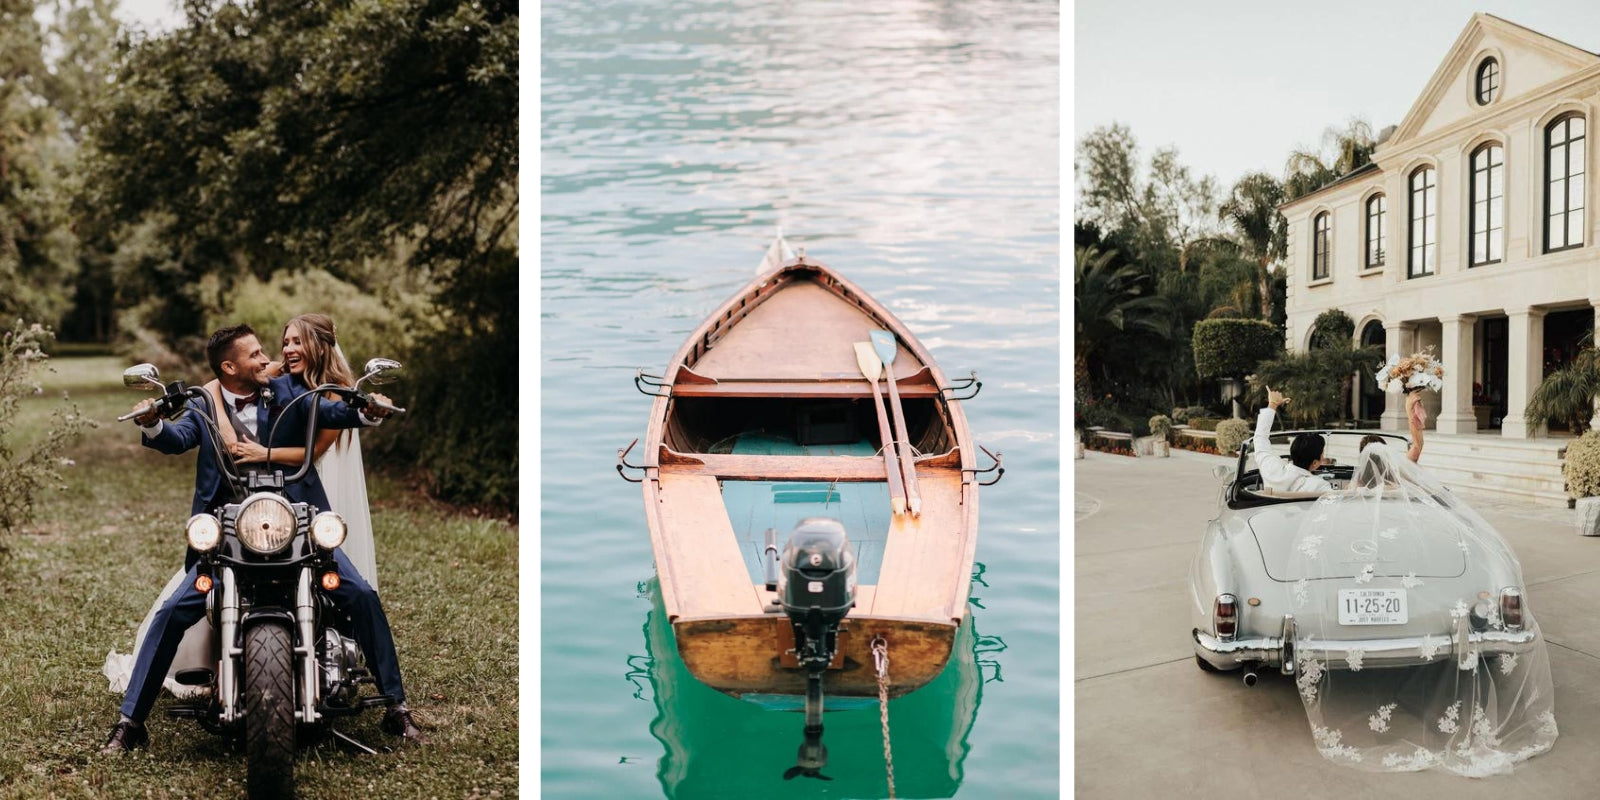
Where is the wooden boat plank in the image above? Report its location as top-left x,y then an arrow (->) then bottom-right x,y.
868,468 -> 968,621
691,282 -> 924,382
673,608 -> 955,697
658,455 -> 887,482
655,473 -> 765,620
667,379 -> 940,399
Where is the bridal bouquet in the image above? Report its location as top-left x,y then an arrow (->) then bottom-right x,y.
1375,349 -> 1445,393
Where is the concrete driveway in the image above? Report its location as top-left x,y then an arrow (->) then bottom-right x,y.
1075,448 -> 1600,797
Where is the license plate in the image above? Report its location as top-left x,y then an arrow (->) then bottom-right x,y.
1338,588 -> 1407,625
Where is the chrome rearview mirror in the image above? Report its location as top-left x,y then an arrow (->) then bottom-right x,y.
123,363 -> 163,390
358,358 -> 402,387
1212,464 -> 1236,482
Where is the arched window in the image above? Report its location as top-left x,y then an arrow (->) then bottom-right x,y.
1546,113 -> 1586,252
1470,143 -> 1504,266
1476,58 -> 1500,105
1408,166 -> 1437,277
1365,194 -> 1386,268
1312,212 -> 1331,280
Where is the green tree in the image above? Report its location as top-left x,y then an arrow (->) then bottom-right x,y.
1283,118 -> 1377,201
83,0 -> 518,506
1074,244 -> 1171,392
1218,171 -> 1286,321
1526,336 -> 1600,435
0,0 -> 82,327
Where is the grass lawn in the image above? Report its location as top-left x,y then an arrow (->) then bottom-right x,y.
0,356 -> 518,799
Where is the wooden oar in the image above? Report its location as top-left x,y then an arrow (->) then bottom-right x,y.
870,330 -> 921,516
854,342 -> 906,515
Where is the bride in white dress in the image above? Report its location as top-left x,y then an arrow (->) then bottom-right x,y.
103,313 -> 378,694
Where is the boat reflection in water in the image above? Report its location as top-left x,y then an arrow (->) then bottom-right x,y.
628,576 -> 1004,799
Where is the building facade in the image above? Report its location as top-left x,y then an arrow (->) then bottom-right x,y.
1281,14 -> 1600,438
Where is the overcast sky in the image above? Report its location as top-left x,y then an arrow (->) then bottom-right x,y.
1074,0 -> 1600,201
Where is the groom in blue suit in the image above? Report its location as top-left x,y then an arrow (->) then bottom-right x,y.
101,324 -> 427,753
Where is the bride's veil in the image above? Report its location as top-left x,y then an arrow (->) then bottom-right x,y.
1285,441 -> 1556,775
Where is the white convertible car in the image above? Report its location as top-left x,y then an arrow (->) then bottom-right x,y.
1188,429 -> 1540,685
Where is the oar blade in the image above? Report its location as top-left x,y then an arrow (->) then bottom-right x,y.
869,330 -> 896,369
853,342 -> 883,382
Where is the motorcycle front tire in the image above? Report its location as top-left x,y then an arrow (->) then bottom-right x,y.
244,621 -> 296,800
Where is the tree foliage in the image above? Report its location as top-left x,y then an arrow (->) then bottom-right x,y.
1074,244 -> 1170,391
0,321 -> 94,546
83,0 -> 518,507
1192,318 -> 1281,380
1526,338 -> 1600,436
1283,118 -> 1377,201
1309,309 -> 1355,351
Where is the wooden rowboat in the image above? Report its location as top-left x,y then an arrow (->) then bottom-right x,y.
619,238 -> 1000,702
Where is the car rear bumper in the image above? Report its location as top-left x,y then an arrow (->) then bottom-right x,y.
1193,615 -> 1540,673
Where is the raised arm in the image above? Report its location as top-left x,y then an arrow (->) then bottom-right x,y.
1405,392 -> 1425,463
1252,388 -> 1290,481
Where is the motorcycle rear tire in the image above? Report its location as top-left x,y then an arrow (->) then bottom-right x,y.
244,622 -> 297,800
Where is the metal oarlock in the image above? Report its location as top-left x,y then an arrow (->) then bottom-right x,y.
965,445 -> 1005,486
940,371 -> 982,401
615,438 -> 645,482
634,369 -> 671,398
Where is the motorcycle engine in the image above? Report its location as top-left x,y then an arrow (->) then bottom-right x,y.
319,628 -> 365,707
778,517 -> 857,673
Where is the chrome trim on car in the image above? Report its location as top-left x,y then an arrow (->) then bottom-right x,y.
1193,620 -> 1540,672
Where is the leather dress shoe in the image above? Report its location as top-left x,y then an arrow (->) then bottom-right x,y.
100,721 -> 148,754
382,707 -> 430,745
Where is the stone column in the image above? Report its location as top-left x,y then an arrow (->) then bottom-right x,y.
1379,320 -> 1415,432
1501,308 -> 1547,439
1437,314 -> 1478,434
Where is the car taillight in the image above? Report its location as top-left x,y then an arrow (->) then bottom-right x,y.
1215,593 -> 1238,640
1500,587 -> 1524,630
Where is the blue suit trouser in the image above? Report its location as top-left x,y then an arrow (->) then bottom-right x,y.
120,549 -> 407,722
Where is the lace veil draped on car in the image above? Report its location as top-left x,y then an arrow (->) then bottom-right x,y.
1286,443 -> 1557,776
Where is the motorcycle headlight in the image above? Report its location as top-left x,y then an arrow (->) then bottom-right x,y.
186,513 -> 221,552
310,511 -> 347,550
236,495 -> 297,554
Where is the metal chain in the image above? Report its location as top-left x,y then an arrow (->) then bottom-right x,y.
871,635 -> 895,799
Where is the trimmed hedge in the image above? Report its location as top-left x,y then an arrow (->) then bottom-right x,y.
1193,318 -> 1282,379
1188,417 -> 1223,432
1309,309 -> 1355,351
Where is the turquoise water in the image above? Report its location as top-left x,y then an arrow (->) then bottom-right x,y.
540,1 -> 1060,797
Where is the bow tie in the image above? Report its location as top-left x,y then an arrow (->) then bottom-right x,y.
233,394 -> 259,412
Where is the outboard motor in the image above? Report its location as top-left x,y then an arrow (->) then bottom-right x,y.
776,517 -> 856,781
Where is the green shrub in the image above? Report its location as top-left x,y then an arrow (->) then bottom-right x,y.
1149,415 -> 1172,439
1215,418 -> 1251,455
198,269 -> 427,368
1192,318 -> 1282,380
1309,309 -> 1355,351
0,322 -> 96,545
1564,431 -> 1600,498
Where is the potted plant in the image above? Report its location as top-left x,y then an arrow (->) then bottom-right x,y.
1146,414 -> 1172,458
1215,418 -> 1251,457
1565,431 -> 1600,535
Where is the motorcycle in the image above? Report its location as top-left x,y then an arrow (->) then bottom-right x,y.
118,357 -> 405,799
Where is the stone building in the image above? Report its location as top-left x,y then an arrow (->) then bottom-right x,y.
1281,13 -> 1600,441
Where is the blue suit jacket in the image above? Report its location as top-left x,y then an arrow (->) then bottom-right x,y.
143,375 -> 366,564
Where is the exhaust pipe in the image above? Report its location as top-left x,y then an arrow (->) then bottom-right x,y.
1242,669 -> 1259,687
